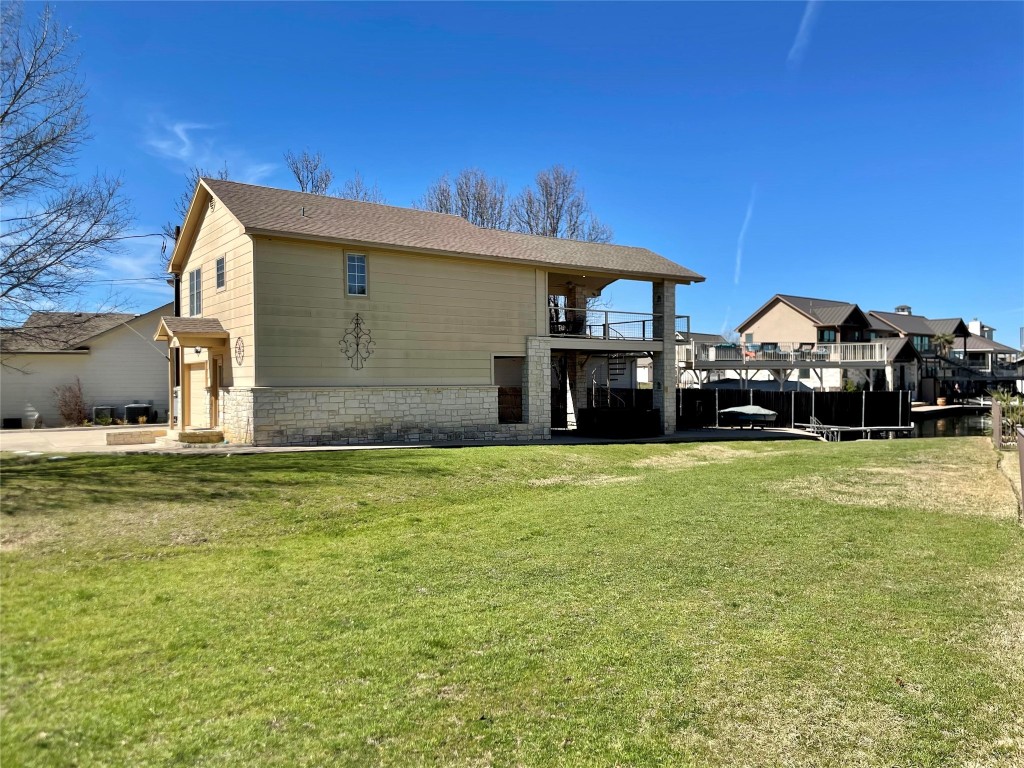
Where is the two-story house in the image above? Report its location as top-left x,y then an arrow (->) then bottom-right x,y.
154,179 -> 704,446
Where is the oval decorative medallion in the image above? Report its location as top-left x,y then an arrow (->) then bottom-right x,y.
234,336 -> 245,366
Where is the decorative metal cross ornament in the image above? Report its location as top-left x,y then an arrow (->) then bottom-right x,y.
340,313 -> 375,370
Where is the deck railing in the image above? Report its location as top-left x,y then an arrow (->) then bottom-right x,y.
678,341 -> 887,366
548,309 -> 691,342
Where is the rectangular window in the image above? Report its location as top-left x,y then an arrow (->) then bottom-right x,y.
799,368 -> 811,379
346,254 -> 367,296
913,335 -> 931,352
744,333 -> 754,344
818,329 -> 836,343
188,267 -> 202,316
216,256 -> 226,289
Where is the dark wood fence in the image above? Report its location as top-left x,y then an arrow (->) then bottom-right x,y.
677,389 -> 912,431
498,387 -> 523,424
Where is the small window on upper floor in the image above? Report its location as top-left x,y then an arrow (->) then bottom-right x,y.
188,267 -> 202,316
347,253 -> 367,296
818,329 -> 836,343
744,333 -> 754,344
216,256 -> 226,290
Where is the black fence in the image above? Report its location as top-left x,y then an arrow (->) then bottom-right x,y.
587,388 -> 654,409
677,389 -> 912,431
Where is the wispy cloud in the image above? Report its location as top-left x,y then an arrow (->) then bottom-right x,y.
787,0 -> 822,71
719,307 -> 732,337
144,114 -> 278,184
734,185 -> 756,286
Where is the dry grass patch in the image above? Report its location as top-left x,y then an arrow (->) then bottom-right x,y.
527,473 -> 636,488
779,439 -> 1018,519
631,443 -> 752,471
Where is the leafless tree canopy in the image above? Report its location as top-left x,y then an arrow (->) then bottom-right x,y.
509,165 -> 612,243
337,170 -> 386,204
0,2 -> 132,339
284,149 -> 334,195
417,169 -> 509,230
419,165 -> 612,243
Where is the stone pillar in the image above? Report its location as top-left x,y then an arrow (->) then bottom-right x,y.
651,281 -> 677,434
525,337 -> 552,438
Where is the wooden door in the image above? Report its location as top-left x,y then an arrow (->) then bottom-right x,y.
188,364 -> 208,428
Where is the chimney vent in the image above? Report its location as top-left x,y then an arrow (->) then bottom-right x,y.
895,305 -> 912,315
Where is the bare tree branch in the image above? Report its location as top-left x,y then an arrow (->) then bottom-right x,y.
509,164 -> 613,243
161,162 -> 230,241
284,149 -> 333,195
417,168 -> 508,229
337,170 -> 386,204
0,2 -> 133,341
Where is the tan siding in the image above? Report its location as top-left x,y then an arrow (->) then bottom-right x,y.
178,201 -> 255,387
253,238 -> 538,386
740,302 -> 817,345
1,310 -> 171,426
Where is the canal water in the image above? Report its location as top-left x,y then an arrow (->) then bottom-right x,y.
913,412 -> 991,439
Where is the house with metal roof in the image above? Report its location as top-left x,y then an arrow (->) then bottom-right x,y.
154,179 -> 704,446
1,303 -> 172,427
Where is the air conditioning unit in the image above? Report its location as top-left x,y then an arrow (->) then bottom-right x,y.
124,403 -> 153,424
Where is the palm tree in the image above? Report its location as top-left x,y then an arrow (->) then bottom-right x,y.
931,333 -> 956,357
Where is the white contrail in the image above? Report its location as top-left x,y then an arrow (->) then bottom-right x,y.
734,186 -> 756,285
788,0 -> 822,70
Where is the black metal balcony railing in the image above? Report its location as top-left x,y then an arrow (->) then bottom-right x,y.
548,308 -> 690,342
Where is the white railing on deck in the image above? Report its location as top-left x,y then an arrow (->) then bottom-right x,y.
678,341 -> 887,365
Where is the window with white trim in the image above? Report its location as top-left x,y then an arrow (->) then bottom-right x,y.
346,253 -> 367,296
189,267 -> 202,316
216,256 -> 226,290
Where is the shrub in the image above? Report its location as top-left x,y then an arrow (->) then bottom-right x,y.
53,378 -> 89,426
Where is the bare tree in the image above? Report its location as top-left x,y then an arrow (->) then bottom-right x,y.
1,2 -> 132,341
337,170 -> 386,204
284,149 -> 333,195
417,168 -> 509,229
161,162 -> 230,240
510,165 -> 612,243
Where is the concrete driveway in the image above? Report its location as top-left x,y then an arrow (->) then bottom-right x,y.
0,426 -> 165,454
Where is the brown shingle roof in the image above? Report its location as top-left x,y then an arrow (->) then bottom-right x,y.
2,312 -> 139,353
157,317 -> 228,336
198,179 -> 704,283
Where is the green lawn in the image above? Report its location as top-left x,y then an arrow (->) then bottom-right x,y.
1,438 -> 1021,767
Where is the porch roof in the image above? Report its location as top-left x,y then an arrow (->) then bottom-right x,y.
154,316 -> 229,348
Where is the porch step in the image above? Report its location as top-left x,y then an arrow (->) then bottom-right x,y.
156,429 -> 225,448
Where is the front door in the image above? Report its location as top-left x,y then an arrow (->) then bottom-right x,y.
188,363 -> 209,429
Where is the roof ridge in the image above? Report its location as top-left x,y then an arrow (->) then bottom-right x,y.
202,177 -> 473,224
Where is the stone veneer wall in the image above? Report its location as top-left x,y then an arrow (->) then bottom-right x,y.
219,387 -> 255,444
240,386 -> 542,447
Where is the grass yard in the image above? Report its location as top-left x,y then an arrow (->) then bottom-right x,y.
1,437 -> 1022,767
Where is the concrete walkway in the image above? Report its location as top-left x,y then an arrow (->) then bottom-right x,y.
1,425 -> 817,456
0,425 -> 165,454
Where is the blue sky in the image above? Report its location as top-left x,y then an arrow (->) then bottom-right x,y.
36,1 -> 1024,346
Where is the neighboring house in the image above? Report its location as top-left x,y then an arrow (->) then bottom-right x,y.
1,304 -> 173,427
154,179 -> 703,446
708,294 -> 900,391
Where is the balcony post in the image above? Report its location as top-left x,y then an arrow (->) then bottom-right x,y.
651,281 -> 677,435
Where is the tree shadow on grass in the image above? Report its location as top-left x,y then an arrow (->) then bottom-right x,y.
0,450 -> 458,517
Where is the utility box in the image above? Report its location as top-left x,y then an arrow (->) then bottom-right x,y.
92,406 -> 113,422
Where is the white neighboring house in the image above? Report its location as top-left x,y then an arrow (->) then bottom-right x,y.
1,303 -> 172,427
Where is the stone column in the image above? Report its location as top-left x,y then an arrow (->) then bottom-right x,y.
651,281 -> 677,434
525,337 -> 552,438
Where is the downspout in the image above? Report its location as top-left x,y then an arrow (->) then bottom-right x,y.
170,226 -> 182,427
